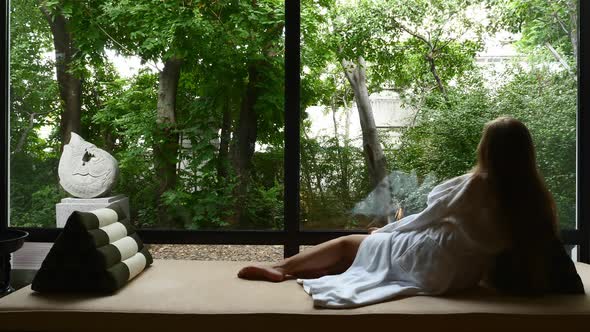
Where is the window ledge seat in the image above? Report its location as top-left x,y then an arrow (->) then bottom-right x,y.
1,260 -> 590,332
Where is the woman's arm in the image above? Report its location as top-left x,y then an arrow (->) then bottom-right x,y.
426,173 -> 472,206
372,173 -> 475,234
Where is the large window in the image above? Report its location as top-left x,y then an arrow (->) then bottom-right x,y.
300,0 -> 579,233
8,0 -> 284,231
2,1 -> 589,261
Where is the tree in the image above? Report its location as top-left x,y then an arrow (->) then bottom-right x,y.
38,0 -> 83,148
12,0 -> 287,230
208,0 -> 284,226
301,0 -> 391,189
153,56 -> 182,222
385,0 -> 487,97
299,0 -> 487,229
92,0 -> 217,226
92,0 -> 285,227
11,0 -> 58,154
330,0 -> 486,99
486,0 -> 579,228
489,0 -> 578,74
10,0 -> 65,227
93,70 -> 161,228
15,0 -> 575,234
342,57 -> 388,188
392,64 -> 577,230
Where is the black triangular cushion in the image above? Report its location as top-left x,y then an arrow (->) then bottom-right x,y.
490,237 -> 584,295
32,203 -> 153,294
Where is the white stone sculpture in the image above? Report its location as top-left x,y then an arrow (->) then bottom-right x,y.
58,133 -> 119,198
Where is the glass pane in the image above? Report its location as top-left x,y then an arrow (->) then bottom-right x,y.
150,244 -> 283,262
300,0 -> 577,231
10,0 -> 284,230
11,243 -> 283,268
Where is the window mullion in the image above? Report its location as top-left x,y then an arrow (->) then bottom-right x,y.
283,0 -> 301,258
1,0 -> 9,233
578,0 -> 590,263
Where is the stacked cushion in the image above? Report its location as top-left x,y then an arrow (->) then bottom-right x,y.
489,237 -> 584,295
32,204 -> 153,294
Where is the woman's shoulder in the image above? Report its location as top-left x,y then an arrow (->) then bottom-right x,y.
426,173 -> 475,205
435,173 -> 474,190
432,172 -> 492,208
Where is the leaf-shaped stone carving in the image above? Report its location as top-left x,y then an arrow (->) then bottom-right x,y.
58,133 -> 119,198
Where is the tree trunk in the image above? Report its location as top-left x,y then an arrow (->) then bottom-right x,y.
331,97 -> 351,204
567,0 -> 578,70
343,99 -> 353,204
154,57 -> 183,227
342,93 -> 352,193
228,13 -> 283,226
426,53 -> 447,95
103,129 -> 116,153
217,100 -> 232,180
231,65 -> 260,226
92,87 -> 116,153
303,130 -> 325,201
301,134 -> 317,216
343,95 -> 351,143
341,57 -> 388,188
301,152 -> 315,209
545,42 -> 574,75
13,112 -> 36,155
40,5 -> 81,148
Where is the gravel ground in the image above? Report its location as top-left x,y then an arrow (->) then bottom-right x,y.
148,244 -> 289,262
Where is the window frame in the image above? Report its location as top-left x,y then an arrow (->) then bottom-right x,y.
2,1 -> 589,261
577,0 -> 590,262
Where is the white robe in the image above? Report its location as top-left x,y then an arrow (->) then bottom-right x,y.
297,173 -> 511,308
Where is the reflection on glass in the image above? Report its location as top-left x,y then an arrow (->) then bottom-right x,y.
566,245 -> 579,262
9,0 -> 284,230
301,0 -> 577,230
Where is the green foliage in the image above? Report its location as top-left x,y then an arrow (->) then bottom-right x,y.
496,67 -> 576,229
10,155 -> 66,228
300,132 -> 371,229
327,0 -> 486,93
393,70 -> 495,179
244,182 -> 284,230
14,185 -> 68,228
93,70 -> 159,227
92,0 -> 212,62
9,0 -> 578,234
392,65 -> 576,229
9,0 -> 62,228
299,0 -> 490,228
161,186 -> 235,230
299,0 -> 577,233
488,0 -> 576,54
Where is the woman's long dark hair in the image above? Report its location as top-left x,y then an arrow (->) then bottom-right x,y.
473,117 -> 558,293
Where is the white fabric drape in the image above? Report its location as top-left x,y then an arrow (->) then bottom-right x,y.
298,173 -> 510,308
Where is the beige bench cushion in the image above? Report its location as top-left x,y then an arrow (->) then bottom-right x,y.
1,260 -> 590,331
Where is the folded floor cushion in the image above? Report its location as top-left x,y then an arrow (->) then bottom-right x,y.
31,203 -> 153,294
489,237 -> 584,295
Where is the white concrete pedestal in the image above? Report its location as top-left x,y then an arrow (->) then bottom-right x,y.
55,195 -> 130,227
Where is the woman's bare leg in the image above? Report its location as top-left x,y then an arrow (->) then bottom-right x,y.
237,234 -> 368,282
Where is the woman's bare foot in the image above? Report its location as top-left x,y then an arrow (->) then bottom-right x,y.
237,265 -> 286,282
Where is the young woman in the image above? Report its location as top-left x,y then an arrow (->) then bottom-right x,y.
237,117 -> 574,308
